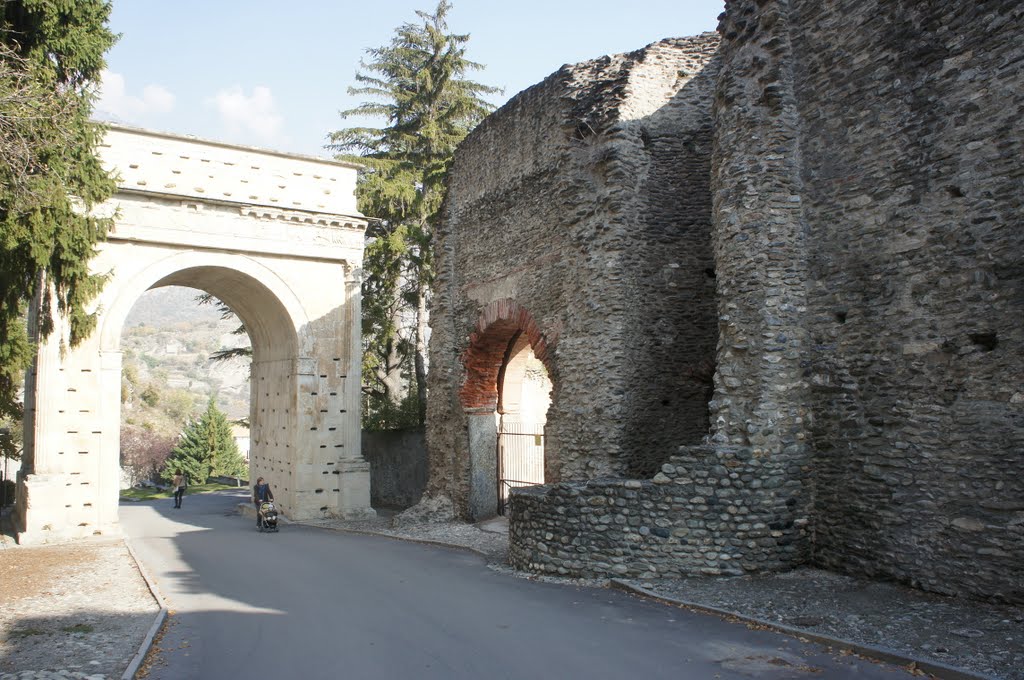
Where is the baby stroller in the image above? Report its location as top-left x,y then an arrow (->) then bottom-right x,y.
257,501 -> 279,532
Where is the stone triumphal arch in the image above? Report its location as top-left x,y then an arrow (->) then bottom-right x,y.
14,125 -> 372,544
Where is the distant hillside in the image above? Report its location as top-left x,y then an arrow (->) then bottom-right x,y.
121,286 -> 251,422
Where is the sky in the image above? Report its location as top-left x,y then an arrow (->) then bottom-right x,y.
96,0 -> 724,158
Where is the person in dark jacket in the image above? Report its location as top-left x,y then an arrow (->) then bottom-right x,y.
253,477 -> 274,528
172,470 -> 185,508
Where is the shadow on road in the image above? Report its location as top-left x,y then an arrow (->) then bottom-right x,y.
115,490 -> 920,680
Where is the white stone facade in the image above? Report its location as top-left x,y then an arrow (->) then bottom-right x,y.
14,125 -> 372,544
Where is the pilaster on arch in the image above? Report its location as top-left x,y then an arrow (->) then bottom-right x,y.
459,299 -> 556,411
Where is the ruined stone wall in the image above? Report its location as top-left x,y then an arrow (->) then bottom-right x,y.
510,445 -> 804,578
715,0 -> 1024,601
618,40 -> 721,478
704,0 -> 817,568
426,36 -> 721,517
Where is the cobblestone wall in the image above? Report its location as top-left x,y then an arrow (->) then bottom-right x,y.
779,0 -> 1024,602
439,1 -> 1023,603
426,36 -> 721,518
509,446 -> 806,578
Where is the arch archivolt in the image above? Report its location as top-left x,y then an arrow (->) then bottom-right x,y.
460,298 -> 556,411
457,298 -> 557,518
97,249 -> 307,358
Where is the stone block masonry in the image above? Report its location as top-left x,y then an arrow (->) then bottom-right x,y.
14,126 -> 373,543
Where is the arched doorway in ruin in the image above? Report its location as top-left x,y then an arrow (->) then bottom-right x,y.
459,300 -> 555,518
494,332 -> 551,514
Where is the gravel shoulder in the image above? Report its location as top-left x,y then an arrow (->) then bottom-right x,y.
0,533 -> 159,680
623,569 -> 1024,680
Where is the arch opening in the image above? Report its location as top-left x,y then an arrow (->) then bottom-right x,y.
118,285 -> 253,491
128,265 -> 298,363
495,333 -> 552,514
104,262 -> 302,520
459,300 -> 555,518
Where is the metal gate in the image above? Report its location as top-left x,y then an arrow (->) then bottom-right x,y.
497,419 -> 545,515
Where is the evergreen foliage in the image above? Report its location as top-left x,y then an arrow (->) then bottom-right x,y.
329,1 -> 498,428
0,1 -> 117,421
195,292 -> 252,363
162,397 -> 246,484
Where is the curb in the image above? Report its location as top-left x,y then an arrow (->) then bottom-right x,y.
608,579 -> 997,680
298,520 -> 497,561
122,538 -> 168,680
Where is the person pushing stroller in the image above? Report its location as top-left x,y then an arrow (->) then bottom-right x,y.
253,477 -> 275,529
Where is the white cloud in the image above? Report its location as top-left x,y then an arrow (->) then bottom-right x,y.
95,70 -> 175,119
208,85 -> 284,143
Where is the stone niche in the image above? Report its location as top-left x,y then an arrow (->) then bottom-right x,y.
424,34 -> 722,521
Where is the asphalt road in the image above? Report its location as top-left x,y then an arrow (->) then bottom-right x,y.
121,490 -> 914,680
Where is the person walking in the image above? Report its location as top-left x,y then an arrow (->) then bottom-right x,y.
253,477 -> 274,529
172,470 -> 186,508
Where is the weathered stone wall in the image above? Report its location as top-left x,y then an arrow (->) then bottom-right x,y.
509,445 -> 805,578
444,0 -> 1023,603
706,0 -> 1023,601
362,428 -> 427,509
786,0 -> 1023,601
703,0 -> 817,569
427,36 -> 721,518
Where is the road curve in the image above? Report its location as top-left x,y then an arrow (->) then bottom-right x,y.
121,490 -> 913,680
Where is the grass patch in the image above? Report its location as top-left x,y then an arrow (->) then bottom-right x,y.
11,627 -> 47,638
62,623 -> 95,634
120,482 -> 244,501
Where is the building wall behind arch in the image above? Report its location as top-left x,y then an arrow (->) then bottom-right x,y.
427,36 -> 721,518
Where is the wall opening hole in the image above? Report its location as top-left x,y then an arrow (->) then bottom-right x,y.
969,332 -> 998,351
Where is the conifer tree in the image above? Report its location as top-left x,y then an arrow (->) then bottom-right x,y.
330,1 -> 499,427
0,1 -> 117,421
163,397 -> 245,484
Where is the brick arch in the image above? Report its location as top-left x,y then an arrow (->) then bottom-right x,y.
459,299 -> 555,411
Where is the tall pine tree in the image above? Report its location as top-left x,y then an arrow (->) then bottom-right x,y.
330,1 -> 499,427
0,1 -> 117,420
163,397 -> 245,484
